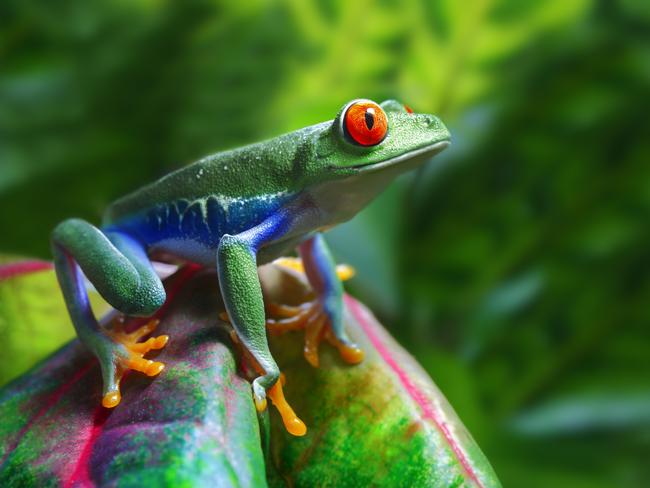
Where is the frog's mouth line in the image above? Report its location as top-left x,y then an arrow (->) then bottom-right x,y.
353,140 -> 451,173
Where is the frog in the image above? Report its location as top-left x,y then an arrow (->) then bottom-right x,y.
51,99 -> 450,436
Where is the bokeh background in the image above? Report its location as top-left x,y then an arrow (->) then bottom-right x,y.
2,0 -> 650,486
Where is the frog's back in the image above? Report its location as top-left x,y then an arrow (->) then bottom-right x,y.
103,131 -> 312,225
100,134 -> 313,262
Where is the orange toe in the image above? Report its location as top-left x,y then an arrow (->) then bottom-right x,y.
144,361 -> 165,376
268,381 -> 307,437
102,390 -> 121,408
338,343 -> 365,364
254,396 -> 268,413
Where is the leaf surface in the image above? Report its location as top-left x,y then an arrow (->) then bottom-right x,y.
261,266 -> 500,487
0,267 -> 266,487
0,264 -> 500,487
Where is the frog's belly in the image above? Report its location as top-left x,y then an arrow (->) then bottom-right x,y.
149,238 -> 217,266
150,232 -> 311,268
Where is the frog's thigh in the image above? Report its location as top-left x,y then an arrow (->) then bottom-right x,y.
53,218 -> 165,316
103,230 -> 166,316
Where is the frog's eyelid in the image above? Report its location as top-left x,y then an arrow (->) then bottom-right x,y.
378,99 -> 406,113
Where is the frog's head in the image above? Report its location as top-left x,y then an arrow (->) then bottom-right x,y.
321,98 -> 450,174
305,99 -> 450,224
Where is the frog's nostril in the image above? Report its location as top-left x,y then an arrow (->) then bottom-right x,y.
420,115 -> 435,127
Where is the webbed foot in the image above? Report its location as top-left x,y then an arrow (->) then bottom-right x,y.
267,258 -> 364,368
253,374 -> 306,436
266,301 -> 364,367
99,318 -> 169,408
224,328 -> 307,437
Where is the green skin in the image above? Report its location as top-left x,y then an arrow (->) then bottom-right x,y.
51,99 -> 450,408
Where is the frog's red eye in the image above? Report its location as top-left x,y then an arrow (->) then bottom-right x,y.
344,101 -> 388,146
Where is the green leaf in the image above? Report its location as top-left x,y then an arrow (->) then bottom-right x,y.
0,257 -> 89,386
262,265 -> 500,487
0,267 -> 266,487
0,264 -> 500,486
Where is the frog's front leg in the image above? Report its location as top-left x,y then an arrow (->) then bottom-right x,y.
51,219 -> 168,407
267,233 -> 364,367
300,233 -> 364,364
217,209 -> 308,436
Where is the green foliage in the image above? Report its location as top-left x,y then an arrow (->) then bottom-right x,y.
0,266 -> 499,487
1,0 -> 649,486
400,4 -> 650,487
0,269 -> 267,487
0,257 -> 107,385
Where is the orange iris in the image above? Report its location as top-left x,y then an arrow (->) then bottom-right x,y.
344,101 -> 388,146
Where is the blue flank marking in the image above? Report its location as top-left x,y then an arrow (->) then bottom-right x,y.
105,192 -> 295,250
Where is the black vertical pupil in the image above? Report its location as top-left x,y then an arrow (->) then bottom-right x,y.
364,108 -> 375,130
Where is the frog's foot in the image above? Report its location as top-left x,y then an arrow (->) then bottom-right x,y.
266,301 -> 364,367
253,375 -> 306,437
223,328 -> 306,436
267,257 -> 363,367
273,257 -> 356,281
100,318 -> 169,408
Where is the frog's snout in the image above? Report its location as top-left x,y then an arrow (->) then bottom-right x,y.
417,114 -> 451,142
418,114 -> 437,128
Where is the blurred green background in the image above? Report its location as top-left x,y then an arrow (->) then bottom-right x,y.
2,0 -> 650,486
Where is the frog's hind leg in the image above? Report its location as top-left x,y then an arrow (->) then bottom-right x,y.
266,233 -> 364,367
52,219 -> 168,408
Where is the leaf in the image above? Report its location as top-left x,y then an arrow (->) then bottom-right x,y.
0,264 -> 500,486
0,267 -> 266,487
0,258 -> 76,386
509,391 -> 650,436
261,265 -> 500,487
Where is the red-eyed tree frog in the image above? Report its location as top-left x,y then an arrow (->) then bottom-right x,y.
51,99 -> 450,436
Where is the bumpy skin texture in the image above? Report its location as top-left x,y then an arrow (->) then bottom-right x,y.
51,99 -> 451,420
